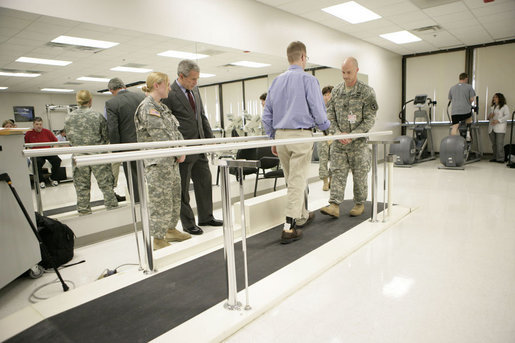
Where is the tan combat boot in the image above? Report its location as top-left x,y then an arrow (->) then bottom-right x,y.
166,228 -> 191,242
153,237 -> 171,250
349,203 -> 364,217
320,203 -> 339,218
322,177 -> 330,191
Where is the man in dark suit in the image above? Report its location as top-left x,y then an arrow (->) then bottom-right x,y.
161,60 -> 222,235
105,77 -> 145,202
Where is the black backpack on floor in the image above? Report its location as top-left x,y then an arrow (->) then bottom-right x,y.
35,213 -> 75,269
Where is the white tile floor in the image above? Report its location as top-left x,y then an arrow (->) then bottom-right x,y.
1,158 -> 515,342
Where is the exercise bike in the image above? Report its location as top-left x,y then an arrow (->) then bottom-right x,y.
439,96 -> 483,170
390,94 -> 436,167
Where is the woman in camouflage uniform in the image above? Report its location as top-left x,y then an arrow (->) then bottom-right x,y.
135,72 -> 190,250
64,90 -> 118,215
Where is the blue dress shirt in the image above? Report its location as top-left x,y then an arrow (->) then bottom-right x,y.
262,64 -> 330,139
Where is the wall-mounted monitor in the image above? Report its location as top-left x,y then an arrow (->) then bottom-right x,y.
13,106 -> 35,122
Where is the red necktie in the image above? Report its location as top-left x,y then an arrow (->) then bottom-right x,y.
186,89 -> 195,113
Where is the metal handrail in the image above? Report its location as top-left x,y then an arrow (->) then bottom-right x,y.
25,141 -> 71,148
73,131 -> 393,167
23,135 -> 268,157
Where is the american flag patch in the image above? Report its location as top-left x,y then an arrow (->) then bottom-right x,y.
149,109 -> 161,117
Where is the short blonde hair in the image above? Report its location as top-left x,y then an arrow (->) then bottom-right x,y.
142,72 -> 169,93
287,41 -> 306,64
76,90 -> 92,106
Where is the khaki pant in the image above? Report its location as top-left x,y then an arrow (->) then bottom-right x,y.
275,129 -> 313,221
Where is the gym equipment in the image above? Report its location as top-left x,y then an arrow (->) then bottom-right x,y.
0,173 -> 69,292
390,94 -> 436,166
439,96 -> 483,170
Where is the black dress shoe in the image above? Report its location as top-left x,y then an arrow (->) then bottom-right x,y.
198,219 -> 223,226
183,225 -> 204,235
115,193 -> 126,202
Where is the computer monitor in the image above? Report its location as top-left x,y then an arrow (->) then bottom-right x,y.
13,106 -> 35,122
413,95 -> 427,106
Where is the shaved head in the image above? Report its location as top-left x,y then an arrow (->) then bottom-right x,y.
341,57 -> 359,87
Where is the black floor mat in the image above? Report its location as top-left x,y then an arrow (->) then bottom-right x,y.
7,200 -> 383,343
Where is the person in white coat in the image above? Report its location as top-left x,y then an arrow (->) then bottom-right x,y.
487,93 -> 510,163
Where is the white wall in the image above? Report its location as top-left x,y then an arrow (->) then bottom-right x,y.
0,0 -> 403,138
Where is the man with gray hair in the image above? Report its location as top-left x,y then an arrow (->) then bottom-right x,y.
105,77 -> 145,202
161,59 -> 222,235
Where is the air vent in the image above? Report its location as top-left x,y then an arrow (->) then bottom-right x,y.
122,63 -> 148,68
45,42 -> 104,53
197,49 -> 226,56
1,68 -> 43,74
413,25 -> 442,33
64,82 -> 82,85
411,0 -> 459,10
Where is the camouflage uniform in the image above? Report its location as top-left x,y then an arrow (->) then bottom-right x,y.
327,80 -> 378,205
64,107 -> 118,214
318,141 -> 331,179
135,96 -> 184,239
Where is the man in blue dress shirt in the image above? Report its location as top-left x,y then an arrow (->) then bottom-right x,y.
262,41 -> 330,244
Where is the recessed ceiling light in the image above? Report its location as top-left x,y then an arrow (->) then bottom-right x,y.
199,73 -> 215,78
51,35 -> 119,49
41,88 -> 75,93
380,30 -> 421,44
16,57 -> 72,66
230,61 -> 270,68
0,86 -> 8,90
322,1 -> 381,24
110,66 -> 152,73
77,76 -> 111,83
0,71 -> 41,78
157,50 -> 209,60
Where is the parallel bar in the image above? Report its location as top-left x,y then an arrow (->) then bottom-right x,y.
370,143 -> 379,222
24,135 -> 268,157
25,141 -> 70,148
136,160 -> 153,273
220,164 -> 240,310
74,131 -> 392,167
126,162 -> 143,271
31,157 -> 43,215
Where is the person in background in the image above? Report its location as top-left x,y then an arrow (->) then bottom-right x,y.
135,72 -> 191,250
105,77 -> 145,203
64,90 -> 118,215
24,117 -> 61,188
488,93 -> 510,163
2,119 -> 16,128
161,59 -> 223,236
319,85 -> 334,191
262,41 -> 330,244
320,57 -> 378,219
448,72 -> 476,136
56,129 -> 67,142
260,92 -> 267,108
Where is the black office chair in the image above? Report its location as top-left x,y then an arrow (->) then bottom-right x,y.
253,147 -> 284,197
229,148 -> 259,181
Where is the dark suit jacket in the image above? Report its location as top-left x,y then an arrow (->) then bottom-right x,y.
105,89 -> 145,144
161,81 -> 214,142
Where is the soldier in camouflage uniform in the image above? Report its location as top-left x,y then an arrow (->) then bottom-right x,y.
135,72 -> 190,250
320,57 -> 378,218
319,85 -> 334,191
64,90 -> 118,215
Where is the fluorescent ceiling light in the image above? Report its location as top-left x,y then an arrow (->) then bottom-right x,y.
157,50 -> 209,60
51,35 -> 119,49
0,87 -> 8,90
0,71 -> 41,78
380,30 -> 421,44
41,88 -> 74,93
77,76 -> 111,82
110,66 -> 152,73
322,1 -> 381,24
230,61 -> 270,68
199,73 -> 215,78
16,57 -> 72,66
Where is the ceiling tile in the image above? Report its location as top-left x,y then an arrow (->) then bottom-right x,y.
423,1 -> 468,16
